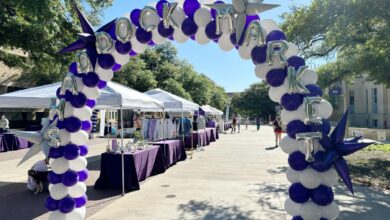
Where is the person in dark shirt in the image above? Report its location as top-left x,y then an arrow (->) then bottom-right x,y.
273,117 -> 283,147
231,114 -> 237,134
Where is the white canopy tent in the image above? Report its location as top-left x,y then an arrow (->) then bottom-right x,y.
201,105 -> 223,116
144,88 -> 199,112
0,82 -> 164,110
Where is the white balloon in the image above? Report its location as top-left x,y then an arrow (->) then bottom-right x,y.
220,17 -> 233,34
173,27 -> 189,43
281,105 -> 305,124
112,50 -> 129,66
70,131 -> 89,146
284,198 -> 301,216
69,156 -> 87,171
66,207 -> 86,220
301,69 -> 318,86
238,44 -> 254,60
280,136 -> 301,154
49,183 -> 68,200
255,63 -> 279,80
321,202 -> 340,220
68,182 -> 87,198
194,7 -> 212,27
286,168 -> 300,183
172,7 -> 186,25
95,64 -> 114,82
59,129 -> 71,146
218,34 -> 234,51
321,168 -> 339,187
317,100 -> 333,119
49,211 -> 67,220
130,37 -> 147,53
285,42 -> 299,59
50,157 -> 70,174
74,106 -> 93,121
152,28 -> 167,45
195,28 -> 210,45
268,79 -> 289,103
300,168 -> 322,189
300,201 -> 322,220
261,19 -> 281,35
81,86 -> 100,100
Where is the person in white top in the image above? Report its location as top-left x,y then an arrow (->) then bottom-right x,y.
27,158 -> 49,194
0,115 -> 9,131
237,114 -> 242,133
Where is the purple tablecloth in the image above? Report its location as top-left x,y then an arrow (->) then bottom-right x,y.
206,121 -> 216,128
205,128 -> 217,142
0,134 -> 31,152
94,146 -> 166,191
224,122 -> 232,131
183,130 -> 209,148
150,140 -> 187,168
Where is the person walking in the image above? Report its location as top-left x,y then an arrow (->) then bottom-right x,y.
237,114 -> 241,133
273,117 -> 283,147
245,117 -> 250,130
256,116 -> 261,131
231,114 -> 237,134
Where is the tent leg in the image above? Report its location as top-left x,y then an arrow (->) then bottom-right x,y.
120,107 -> 125,196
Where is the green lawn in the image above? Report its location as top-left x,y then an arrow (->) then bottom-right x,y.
346,143 -> 390,190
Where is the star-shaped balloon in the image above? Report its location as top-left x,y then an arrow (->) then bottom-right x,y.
11,118 -> 60,166
59,5 -> 116,69
205,0 -> 278,42
319,110 -> 374,195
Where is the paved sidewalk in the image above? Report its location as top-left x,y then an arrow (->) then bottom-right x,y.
0,126 -> 389,220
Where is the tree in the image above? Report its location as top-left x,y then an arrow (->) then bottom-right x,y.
231,82 -> 276,119
161,78 -> 192,100
281,0 -> 390,87
0,0 -> 113,86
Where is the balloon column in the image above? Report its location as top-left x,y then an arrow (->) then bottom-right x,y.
44,1 -> 373,219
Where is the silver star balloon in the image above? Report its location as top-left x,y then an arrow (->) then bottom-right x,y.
11,118 -> 61,166
205,0 -> 279,42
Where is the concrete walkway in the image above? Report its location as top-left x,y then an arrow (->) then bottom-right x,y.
0,126 -> 389,219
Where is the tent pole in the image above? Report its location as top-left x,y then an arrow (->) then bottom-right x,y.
181,109 -> 185,154
190,113 -> 193,159
120,107 -> 125,196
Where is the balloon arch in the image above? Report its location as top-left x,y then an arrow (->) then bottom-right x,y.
39,0 -> 371,219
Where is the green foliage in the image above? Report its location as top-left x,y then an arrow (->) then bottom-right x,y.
0,0 -> 113,85
282,0 -> 390,87
231,82 -> 276,119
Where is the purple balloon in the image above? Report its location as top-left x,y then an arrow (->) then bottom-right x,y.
266,68 -> 287,87
70,92 -> 87,108
48,171 -> 62,184
81,120 -> 92,131
281,93 -> 304,111
309,119 -> 331,135
266,30 -> 287,42
292,216 -> 304,220
115,41 -> 132,54
210,1 -> 225,19
311,151 -> 332,172
286,120 -> 309,139
288,151 -> 309,171
82,72 -> 100,88
45,196 -> 59,211
246,14 -> 260,25
156,0 -> 168,17
75,195 -> 88,208
64,116 -> 82,133
136,27 -> 152,44
62,170 -> 79,187
289,182 -> 311,203
183,0 -> 200,17
79,145 -> 89,156
288,56 -> 306,70
49,147 -> 64,159
181,17 -> 198,36
63,144 -> 80,160
98,54 -> 115,69
57,120 -> 64,129
97,80 -> 107,89
306,84 -> 323,97
251,45 -> 267,64
59,196 -> 76,213
130,9 -> 141,26
56,87 -> 63,99
112,63 -> 122,72
69,62 -> 78,74
205,21 -> 222,40
158,21 -> 174,38
65,90 -> 73,102
230,33 -> 244,47
148,40 -> 156,46
78,169 -> 89,182
311,185 -> 334,206
86,99 -> 96,108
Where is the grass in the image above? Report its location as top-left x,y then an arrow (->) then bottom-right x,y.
346,143 -> 390,190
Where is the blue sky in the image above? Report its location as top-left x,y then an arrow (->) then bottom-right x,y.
101,0 -> 313,92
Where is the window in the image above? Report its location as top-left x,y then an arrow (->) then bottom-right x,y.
349,95 -> 355,113
372,88 -> 378,113
372,119 -> 378,127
